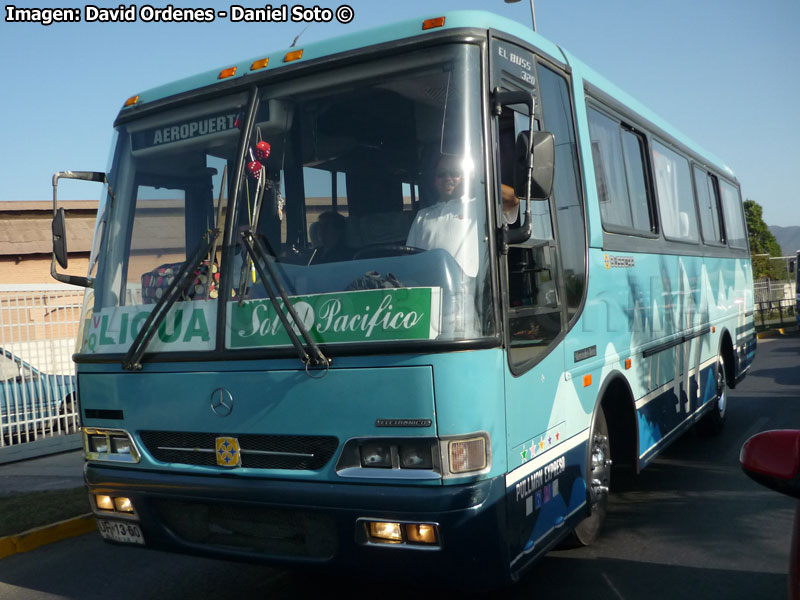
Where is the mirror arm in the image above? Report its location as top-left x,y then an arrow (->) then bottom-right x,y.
49,264 -> 93,288
50,171 -> 105,289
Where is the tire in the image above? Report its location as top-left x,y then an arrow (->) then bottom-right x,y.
572,405 -> 611,546
696,355 -> 727,436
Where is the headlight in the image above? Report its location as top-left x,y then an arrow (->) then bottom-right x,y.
336,438 -> 441,478
399,444 -> 433,469
84,428 -> 141,463
360,443 -> 392,468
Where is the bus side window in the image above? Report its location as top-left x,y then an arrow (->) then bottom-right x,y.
501,107 -> 561,364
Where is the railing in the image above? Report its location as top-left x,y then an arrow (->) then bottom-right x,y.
0,284 -> 85,460
753,279 -> 798,331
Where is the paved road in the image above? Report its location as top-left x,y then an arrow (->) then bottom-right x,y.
1,335 -> 797,599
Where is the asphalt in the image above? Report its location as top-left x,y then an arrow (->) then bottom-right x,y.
0,449 -> 85,497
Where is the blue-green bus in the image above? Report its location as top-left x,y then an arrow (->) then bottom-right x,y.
51,10 -> 756,587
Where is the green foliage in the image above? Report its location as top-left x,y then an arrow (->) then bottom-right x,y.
744,199 -> 786,280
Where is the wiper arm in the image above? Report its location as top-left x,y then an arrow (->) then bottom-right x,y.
239,228 -> 330,369
122,228 -> 220,371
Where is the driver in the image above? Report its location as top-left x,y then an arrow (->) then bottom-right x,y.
406,155 -> 519,277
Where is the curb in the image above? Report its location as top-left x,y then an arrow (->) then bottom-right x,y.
757,326 -> 799,339
0,514 -> 96,560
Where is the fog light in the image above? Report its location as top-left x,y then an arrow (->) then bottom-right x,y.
449,437 -> 487,473
405,523 -> 438,545
360,443 -> 392,468
113,497 -> 134,513
95,494 -> 114,511
399,444 -> 433,469
368,521 -> 403,543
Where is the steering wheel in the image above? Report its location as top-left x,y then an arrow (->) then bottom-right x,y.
352,245 -> 425,259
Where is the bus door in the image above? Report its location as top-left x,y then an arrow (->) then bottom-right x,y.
490,37 -> 588,569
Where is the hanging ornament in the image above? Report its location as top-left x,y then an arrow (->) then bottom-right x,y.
247,160 -> 262,179
255,140 -> 271,161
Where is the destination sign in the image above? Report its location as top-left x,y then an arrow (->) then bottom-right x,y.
131,109 -> 243,151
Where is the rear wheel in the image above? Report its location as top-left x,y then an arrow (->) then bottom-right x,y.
572,405 -> 611,546
696,355 -> 727,436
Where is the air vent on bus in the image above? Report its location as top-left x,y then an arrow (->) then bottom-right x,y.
139,431 -> 338,470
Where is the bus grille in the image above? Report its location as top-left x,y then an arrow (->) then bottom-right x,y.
139,431 -> 338,470
152,498 -> 337,559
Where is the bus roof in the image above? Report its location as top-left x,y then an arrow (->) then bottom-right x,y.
119,9 -> 735,180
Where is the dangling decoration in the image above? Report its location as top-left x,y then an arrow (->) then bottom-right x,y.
255,140 -> 271,161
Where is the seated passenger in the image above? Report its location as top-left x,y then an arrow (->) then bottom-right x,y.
309,210 -> 353,265
406,155 -> 519,277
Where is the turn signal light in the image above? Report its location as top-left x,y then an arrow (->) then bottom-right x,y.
449,437 -> 486,473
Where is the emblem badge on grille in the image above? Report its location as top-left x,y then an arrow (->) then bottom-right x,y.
215,437 -> 241,467
210,388 -> 234,417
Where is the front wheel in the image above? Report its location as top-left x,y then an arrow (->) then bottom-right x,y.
572,405 -> 611,546
696,355 -> 727,436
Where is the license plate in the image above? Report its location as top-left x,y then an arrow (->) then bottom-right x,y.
96,519 -> 145,545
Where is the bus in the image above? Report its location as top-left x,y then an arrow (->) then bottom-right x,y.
51,10 -> 756,587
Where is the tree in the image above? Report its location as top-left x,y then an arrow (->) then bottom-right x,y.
744,199 -> 785,280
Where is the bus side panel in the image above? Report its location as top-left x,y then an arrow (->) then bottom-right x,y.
505,439 -> 587,577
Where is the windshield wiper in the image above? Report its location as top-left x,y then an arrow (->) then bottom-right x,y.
122,228 -> 220,371
239,228 -> 330,369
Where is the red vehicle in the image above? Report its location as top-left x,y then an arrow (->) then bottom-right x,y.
740,430 -> 800,600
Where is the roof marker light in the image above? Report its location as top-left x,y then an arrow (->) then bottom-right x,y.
250,57 -> 270,71
422,17 -> 445,30
284,49 -> 303,63
218,66 -> 237,79
124,95 -> 139,107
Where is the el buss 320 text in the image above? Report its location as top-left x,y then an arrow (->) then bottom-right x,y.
4,4 -> 355,26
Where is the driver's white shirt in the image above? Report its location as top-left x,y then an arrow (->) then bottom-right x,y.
406,198 -> 518,278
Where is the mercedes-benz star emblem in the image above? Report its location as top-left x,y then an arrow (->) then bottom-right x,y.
210,388 -> 234,417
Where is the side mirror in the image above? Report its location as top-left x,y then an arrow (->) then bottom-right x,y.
51,170 -> 106,288
514,130 -> 555,200
52,207 -> 68,269
740,429 -> 800,499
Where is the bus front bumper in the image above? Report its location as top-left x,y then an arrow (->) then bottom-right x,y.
85,464 -> 511,587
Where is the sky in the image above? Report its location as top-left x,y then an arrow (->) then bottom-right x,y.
1,0 -> 798,227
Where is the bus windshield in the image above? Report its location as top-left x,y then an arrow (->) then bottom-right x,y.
83,44 -> 492,357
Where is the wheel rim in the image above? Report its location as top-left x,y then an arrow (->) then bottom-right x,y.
716,359 -> 727,418
589,432 -> 611,505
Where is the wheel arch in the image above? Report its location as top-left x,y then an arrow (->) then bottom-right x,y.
718,328 -> 736,389
594,371 -> 638,474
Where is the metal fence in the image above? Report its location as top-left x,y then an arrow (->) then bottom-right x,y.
753,279 -> 797,330
0,284 -> 84,457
